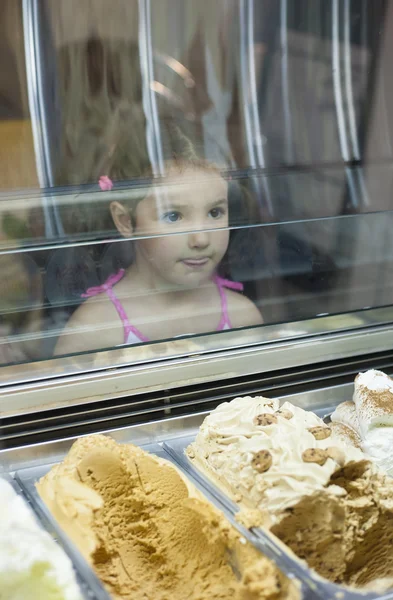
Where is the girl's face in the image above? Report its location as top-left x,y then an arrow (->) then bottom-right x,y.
133,168 -> 229,288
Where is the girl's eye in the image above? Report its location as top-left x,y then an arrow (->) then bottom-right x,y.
162,211 -> 182,223
209,207 -> 225,219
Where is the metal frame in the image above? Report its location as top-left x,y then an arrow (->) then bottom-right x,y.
238,0 -> 273,216
280,0 -> 295,165
22,0 -> 65,236
138,0 -> 165,176
22,0 -> 55,237
22,0 -> 52,188
0,379 -> 352,472
331,0 -> 360,208
2,306 -> 393,416
332,0 -> 370,208
343,0 -> 370,205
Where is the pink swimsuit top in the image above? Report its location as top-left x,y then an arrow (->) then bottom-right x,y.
82,269 -> 244,344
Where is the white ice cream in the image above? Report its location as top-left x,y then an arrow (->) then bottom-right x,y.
331,369 -> 393,476
0,478 -> 83,600
357,369 -> 393,393
187,396 -> 364,518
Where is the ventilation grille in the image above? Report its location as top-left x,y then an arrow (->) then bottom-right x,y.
2,350 -> 393,448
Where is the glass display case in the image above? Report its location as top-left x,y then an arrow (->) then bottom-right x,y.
2,1 -> 393,599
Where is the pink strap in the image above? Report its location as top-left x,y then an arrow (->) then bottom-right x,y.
214,275 -> 244,330
82,270 -> 243,339
82,269 -> 149,344
81,269 -> 125,298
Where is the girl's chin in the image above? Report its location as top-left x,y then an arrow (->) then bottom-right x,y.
167,272 -> 215,289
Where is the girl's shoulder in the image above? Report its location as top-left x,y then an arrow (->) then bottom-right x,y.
225,288 -> 263,328
54,294 -> 125,356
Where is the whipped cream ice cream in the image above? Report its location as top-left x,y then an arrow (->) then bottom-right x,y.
38,434 -> 299,600
329,401 -> 362,448
187,396 -> 364,516
331,369 -> 393,475
0,477 -> 82,600
188,396 -> 393,589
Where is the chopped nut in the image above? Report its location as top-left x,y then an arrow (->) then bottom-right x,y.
276,409 -> 293,420
326,447 -> 346,467
253,413 -> 278,426
308,426 -> 331,440
251,450 -> 273,473
302,448 -> 329,466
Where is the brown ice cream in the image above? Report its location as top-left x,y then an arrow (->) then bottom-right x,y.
269,461 -> 393,588
37,434 -> 299,600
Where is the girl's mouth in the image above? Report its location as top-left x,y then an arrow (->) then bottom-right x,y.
181,257 -> 210,268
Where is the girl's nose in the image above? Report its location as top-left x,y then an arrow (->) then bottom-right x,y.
188,230 -> 210,249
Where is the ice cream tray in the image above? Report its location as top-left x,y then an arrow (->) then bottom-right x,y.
7,435 -> 313,600
11,442 -> 170,600
3,472 -> 106,600
163,433 -> 393,600
3,404 -> 393,600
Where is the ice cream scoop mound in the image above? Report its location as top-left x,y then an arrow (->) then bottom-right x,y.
38,434 -> 299,600
188,396 -> 364,516
269,460 -> 393,586
331,369 -> 393,475
188,396 -> 393,591
0,478 -> 83,600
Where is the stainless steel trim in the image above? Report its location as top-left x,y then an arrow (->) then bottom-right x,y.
343,0 -> 370,207
280,0 -> 294,164
22,1 -> 66,236
239,0 -> 255,172
22,0 -> 49,188
0,379 -> 352,472
0,308 -> 392,416
2,304 -> 393,387
0,412 -> 204,473
332,0 -> 360,208
247,1 -> 267,178
344,0 -> 360,160
0,180 -> 386,255
332,0 -> 350,162
239,0 -> 272,215
30,0 -> 53,187
22,0 -> 55,238
139,0 -> 164,175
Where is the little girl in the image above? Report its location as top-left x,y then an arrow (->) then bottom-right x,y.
55,131 -> 262,356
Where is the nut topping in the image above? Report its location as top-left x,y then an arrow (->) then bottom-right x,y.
253,413 -> 278,426
302,448 -> 329,466
326,447 -> 346,467
251,450 -> 273,473
308,426 -> 331,440
276,409 -> 293,420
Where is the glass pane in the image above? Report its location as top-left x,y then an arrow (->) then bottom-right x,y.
1,0 -> 393,373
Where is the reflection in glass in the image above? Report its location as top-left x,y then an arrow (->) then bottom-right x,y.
0,1 -> 37,190
54,150 -> 263,357
1,1 -> 393,369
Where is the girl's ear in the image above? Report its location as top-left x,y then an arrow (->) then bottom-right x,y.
110,201 -> 133,237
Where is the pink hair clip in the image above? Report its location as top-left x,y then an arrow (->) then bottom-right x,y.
99,175 -> 113,191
